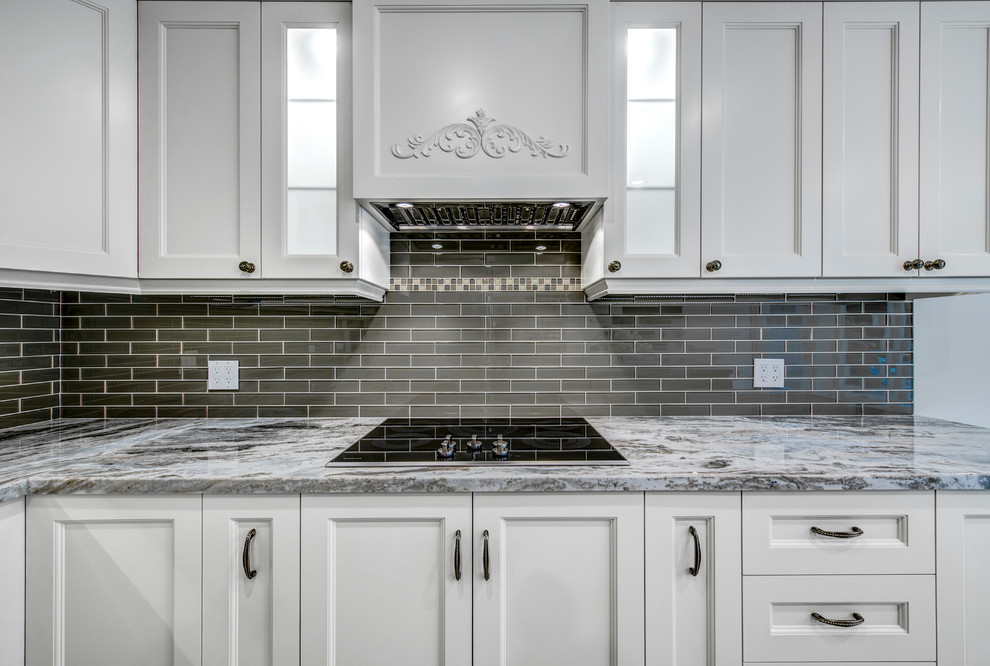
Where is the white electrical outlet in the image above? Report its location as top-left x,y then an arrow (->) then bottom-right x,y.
208,360 -> 239,390
753,358 -> 785,388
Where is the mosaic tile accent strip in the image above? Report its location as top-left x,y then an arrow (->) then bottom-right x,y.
390,277 -> 583,291
0,289 -> 61,429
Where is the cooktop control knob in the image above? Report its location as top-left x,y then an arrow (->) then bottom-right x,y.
437,434 -> 455,459
465,434 -> 482,453
492,434 -> 509,458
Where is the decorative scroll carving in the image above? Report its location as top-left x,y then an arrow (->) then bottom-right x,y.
391,109 -> 569,159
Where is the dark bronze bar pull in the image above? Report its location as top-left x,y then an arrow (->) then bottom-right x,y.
903,259 -> 923,271
454,529 -> 462,581
811,611 -> 865,627
810,526 -> 864,539
924,259 -> 946,271
242,528 -> 257,580
483,529 -> 490,581
688,525 -> 701,577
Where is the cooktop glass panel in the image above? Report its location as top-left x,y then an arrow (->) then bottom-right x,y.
327,417 -> 629,466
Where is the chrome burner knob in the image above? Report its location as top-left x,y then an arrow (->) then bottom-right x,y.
437,434 -> 455,460
491,434 -> 508,458
465,434 -> 482,453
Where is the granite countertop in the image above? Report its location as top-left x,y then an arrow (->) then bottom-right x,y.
1,415 -> 990,502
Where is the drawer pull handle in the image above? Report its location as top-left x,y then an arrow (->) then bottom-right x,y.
688,525 -> 701,577
811,611 -> 865,628
810,526 -> 863,539
242,528 -> 257,580
483,529 -> 490,581
454,529 -> 462,581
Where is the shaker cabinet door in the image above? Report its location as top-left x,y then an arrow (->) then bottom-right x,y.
0,0 -> 137,279
822,2 -> 920,278
25,495 -> 202,666
138,1 -> 261,279
920,2 -> 990,277
300,494 -> 473,666
473,493 -> 645,666
701,2 -> 823,278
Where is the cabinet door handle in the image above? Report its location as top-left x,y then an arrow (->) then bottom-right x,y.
705,260 -> 722,272
238,261 -> 256,274
483,529 -> 490,581
811,611 -> 865,627
608,260 -> 621,273
688,525 -> 701,577
340,260 -> 354,273
903,259 -> 923,271
924,258 -> 946,271
242,528 -> 258,580
454,529 -> 462,581
810,526 -> 863,539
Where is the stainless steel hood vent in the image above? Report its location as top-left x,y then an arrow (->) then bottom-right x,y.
366,200 -> 602,232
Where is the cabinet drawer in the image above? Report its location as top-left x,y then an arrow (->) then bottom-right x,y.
743,491 -> 934,574
743,575 -> 935,663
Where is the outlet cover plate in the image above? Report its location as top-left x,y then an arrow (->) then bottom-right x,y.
753,358 -> 785,388
208,360 -> 239,390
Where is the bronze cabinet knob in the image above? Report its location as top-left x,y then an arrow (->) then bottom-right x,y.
903,259 -> 923,271
705,260 -> 722,272
340,260 -> 354,273
607,260 -> 621,273
924,259 -> 946,271
238,261 -> 256,274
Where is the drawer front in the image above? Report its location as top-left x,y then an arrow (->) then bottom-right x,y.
743,491 -> 934,574
747,663 -> 935,665
743,575 -> 935,663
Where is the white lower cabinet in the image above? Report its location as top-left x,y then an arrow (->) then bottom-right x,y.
0,499 -> 24,666
646,492 -> 741,666
203,495 -> 300,666
936,490 -> 990,665
300,494 -> 473,666
25,495 -> 203,666
473,492 -> 645,666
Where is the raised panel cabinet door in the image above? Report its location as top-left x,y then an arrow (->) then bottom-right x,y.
203,495 -> 300,666
920,2 -> 990,277
25,495 -> 202,666
701,2 -> 823,278
604,2 -> 702,279
0,0 -> 136,279
260,3 -> 359,280
138,2 -> 261,279
936,491 -> 990,665
0,499 -> 25,666
300,494 -> 472,666
645,493 -> 741,666
473,493 -> 645,666
823,3 -> 920,278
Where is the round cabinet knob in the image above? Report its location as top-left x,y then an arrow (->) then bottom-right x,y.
238,261 -> 256,274
340,260 -> 354,274
607,260 -> 621,273
903,259 -> 923,271
924,259 -> 947,271
705,260 -> 722,273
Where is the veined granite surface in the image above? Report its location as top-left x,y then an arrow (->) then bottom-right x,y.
1,416 -> 990,502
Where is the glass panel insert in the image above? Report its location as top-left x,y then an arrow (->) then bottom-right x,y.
626,28 -> 677,256
286,27 -> 337,256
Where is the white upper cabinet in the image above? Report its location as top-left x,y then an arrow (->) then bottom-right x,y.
351,0 -> 609,203
0,0 -> 136,280
702,2 -> 823,279
139,1 -> 262,280
598,2 -> 702,281
921,1 -> 990,277
823,3 -> 920,278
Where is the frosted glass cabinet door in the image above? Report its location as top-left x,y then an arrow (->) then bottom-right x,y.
473,493 -> 645,666
25,495 -> 202,666
260,3 -> 358,279
701,2 -> 823,278
0,0 -> 136,279
300,494 -> 473,666
604,3 -> 701,279
138,2 -> 261,279
920,2 -> 990,277
822,3 -> 920,277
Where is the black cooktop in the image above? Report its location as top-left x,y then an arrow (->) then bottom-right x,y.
326,417 -> 629,466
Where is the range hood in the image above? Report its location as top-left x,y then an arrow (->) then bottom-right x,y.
363,199 -> 604,232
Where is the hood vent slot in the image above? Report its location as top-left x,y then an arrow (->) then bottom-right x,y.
368,201 -> 600,231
